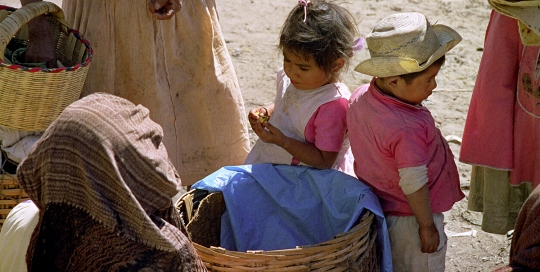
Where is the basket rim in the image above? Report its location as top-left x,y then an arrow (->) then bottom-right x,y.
176,190 -> 379,271
193,212 -> 375,256
0,5 -> 93,72
176,191 -> 375,254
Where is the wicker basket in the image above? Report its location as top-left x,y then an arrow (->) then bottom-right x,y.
0,1 -> 92,131
0,173 -> 29,230
176,190 -> 380,272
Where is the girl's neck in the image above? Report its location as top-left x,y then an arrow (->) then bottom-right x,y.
325,74 -> 341,85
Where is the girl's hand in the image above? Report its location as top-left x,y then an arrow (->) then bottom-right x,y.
147,0 -> 182,20
418,223 -> 440,253
256,121 -> 288,146
248,107 -> 270,127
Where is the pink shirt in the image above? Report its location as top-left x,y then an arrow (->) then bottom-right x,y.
291,98 -> 348,165
347,80 -> 464,216
305,98 -> 349,151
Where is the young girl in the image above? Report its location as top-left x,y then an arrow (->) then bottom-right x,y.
244,0 -> 362,175
189,3 -> 393,261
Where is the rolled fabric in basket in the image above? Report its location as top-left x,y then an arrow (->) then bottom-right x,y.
192,164 -> 393,271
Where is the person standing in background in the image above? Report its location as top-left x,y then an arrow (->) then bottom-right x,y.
56,0 -> 250,187
460,0 -> 540,235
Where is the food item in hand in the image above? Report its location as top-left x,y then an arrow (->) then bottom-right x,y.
255,110 -> 269,123
258,114 -> 269,123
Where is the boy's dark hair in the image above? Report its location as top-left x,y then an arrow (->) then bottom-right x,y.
400,55 -> 446,84
278,0 -> 358,75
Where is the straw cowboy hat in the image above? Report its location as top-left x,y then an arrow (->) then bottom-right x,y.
488,0 -> 540,46
354,12 -> 462,78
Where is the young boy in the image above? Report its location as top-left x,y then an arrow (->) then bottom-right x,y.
348,12 -> 465,271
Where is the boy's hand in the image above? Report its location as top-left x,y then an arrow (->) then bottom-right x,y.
418,224 -> 440,253
403,183 -> 440,253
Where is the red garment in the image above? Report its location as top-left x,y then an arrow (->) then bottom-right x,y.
460,11 -> 540,187
348,79 -> 464,216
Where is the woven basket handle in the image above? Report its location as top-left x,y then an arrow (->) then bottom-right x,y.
0,1 -> 68,58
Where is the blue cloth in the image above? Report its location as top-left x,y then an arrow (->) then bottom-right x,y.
192,164 -> 393,272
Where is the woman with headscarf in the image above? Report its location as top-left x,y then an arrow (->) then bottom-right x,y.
0,92 -> 206,271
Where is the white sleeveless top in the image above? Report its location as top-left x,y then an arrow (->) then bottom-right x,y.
244,69 -> 354,175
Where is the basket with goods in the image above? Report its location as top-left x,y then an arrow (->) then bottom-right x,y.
0,1 -> 92,132
176,189 -> 380,272
0,1 -> 91,230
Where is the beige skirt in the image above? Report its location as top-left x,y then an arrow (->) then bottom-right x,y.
468,166 -> 533,234
61,0 -> 250,185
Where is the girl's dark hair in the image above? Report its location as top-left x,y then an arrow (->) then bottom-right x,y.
400,55 -> 446,84
279,0 -> 358,75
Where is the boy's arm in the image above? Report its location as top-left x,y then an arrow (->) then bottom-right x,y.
405,184 -> 440,253
399,166 -> 440,253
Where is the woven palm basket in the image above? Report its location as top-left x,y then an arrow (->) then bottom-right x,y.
176,190 -> 380,272
0,173 -> 29,230
0,1 -> 92,131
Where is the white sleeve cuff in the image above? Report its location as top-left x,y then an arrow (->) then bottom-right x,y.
398,165 -> 428,195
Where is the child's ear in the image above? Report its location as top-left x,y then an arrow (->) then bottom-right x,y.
387,76 -> 401,88
332,58 -> 345,72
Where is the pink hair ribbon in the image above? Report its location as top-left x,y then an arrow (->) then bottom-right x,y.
298,0 -> 310,22
352,37 -> 365,52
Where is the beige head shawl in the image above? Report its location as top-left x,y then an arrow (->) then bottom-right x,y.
488,0 -> 540,46
17,92 -> 184,252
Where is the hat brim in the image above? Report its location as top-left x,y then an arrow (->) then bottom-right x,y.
354,25 -> 462,77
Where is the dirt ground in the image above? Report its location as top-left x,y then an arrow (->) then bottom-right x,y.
216,0 -> 510,271
0,0 -> 511,270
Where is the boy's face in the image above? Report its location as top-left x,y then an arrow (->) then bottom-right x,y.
394,64 -> 441,105
282,48 -> 333,90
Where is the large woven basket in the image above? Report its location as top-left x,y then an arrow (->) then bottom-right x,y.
0,173 -> 29,230
176,190 -> 380,272
0,1 -> 92,131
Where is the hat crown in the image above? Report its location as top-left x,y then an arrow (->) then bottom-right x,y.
366,12 -> 441,65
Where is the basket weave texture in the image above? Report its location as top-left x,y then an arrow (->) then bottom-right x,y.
176,190 -> 380,272
0,173 -> 29,230
0,2 -> 92,131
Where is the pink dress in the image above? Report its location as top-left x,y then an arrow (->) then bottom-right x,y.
460,11 -> 540,234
